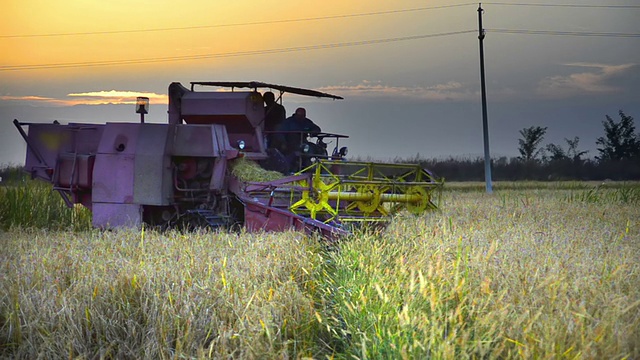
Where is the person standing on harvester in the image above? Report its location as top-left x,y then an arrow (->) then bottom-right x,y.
263,91 -> 286,148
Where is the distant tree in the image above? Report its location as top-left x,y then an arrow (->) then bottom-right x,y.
565,136 -> 588,162
596,110 -> 640,161
545,143 -> 566,161
546,136 -> 588,162
518,126 -> 547,162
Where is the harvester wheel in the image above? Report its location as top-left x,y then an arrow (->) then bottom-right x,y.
405,186 -> 430,215
355,184 -> 382,215
290,178 -> 337,220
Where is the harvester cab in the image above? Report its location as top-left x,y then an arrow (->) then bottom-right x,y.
14,81 -> 443,240
169,81 -> 349,174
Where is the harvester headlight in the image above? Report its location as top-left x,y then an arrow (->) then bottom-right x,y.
302,143 -> 310,153
237,140 -> 246,150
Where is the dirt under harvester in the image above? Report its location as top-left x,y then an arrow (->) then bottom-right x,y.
14,81 -> 443,239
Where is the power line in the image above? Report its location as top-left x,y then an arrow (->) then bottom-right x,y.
484,2 -> 640,9
3,25 -> 637,71
3,2 -> 634,39
0,30 -> 476,71
0,3 -> 476,39
488,28 -> 640,38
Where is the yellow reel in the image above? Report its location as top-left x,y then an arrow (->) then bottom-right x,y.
404,186 -> 431,214
290,177 -> 338,220
355,184 -> 382,214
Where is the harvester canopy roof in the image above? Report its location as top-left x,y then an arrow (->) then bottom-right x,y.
190,81 -> 344,100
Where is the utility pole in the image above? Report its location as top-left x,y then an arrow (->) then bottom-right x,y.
478,3 -> 493,194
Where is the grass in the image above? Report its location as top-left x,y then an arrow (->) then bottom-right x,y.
0,179 -> 92,231
317,191 -> 640,358
230,158 -> 284,182
0,228 -> 325,358
1,181 -> 639,358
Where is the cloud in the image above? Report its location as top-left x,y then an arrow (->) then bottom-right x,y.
317,80 -> 479,102
67,90 -> 166,105
1,90 -> 166,107
536,63 -> 637,98
0,95 -> 71,106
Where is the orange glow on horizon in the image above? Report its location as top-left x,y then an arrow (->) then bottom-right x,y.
1,90 -> 167,106
0,1 -> 431,77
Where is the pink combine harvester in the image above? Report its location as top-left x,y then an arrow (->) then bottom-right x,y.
14,81 -> 443,240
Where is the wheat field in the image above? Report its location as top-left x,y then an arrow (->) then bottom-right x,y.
1,181 -> 639,358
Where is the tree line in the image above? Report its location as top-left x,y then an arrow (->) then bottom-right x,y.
2,111 -> 638,183
415,110 -> 640,181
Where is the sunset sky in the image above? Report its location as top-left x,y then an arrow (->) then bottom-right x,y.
1,0 -> 639,165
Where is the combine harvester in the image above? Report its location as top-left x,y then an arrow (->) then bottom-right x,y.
14,81 -> 443,239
